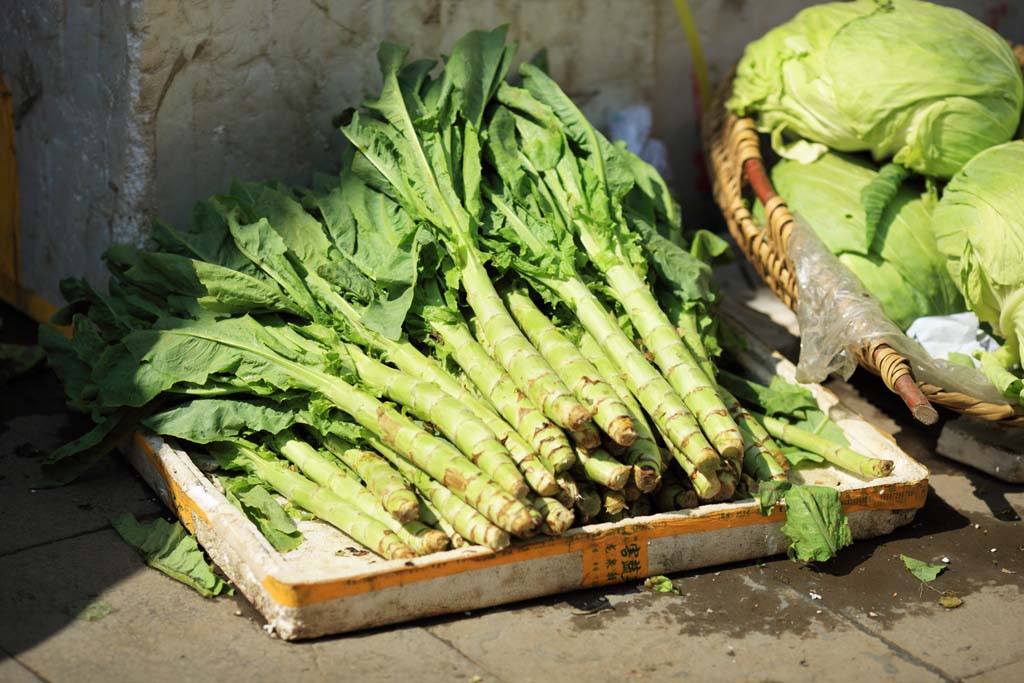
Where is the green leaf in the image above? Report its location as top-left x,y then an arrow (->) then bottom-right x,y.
860,163 -> 909,245
111,513 -> 229,598
780,445 -> 826,468
718,371 -> 820,420
780,485 -> 853,562
644,575 -> 680,594
755,479 -> 791,516
0,342 -> 44,383
73,600 -> 115,622
900,554 -> 947,583
40,404 -> 160,487
938,595 -> 963,609
220,475 -> 303,552
947,351 -> 977,368
143,397 -> 306,444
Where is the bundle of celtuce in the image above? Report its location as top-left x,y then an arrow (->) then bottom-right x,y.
41,28 -> 893,562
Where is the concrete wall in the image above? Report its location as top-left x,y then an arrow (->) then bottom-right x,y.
3,0 -> 1022,305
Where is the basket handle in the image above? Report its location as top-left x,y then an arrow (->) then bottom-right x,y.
735,122 -> 938,425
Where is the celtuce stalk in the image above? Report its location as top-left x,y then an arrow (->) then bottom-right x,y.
504,289 -> 637,446
346,344 -> 528,498
577,332 -> 662,491
575,447 -> 631,491
676,312 -> 786,477
321,434 -> 421,523
529,494 -> 575,535
419,498 -> 466,548
272,433 -> 448,555
372,440 -> 511,550
432,318 -> 577,473
554,276 -> 721,477
321,294 -> 559,496
217,441 -> 415,560
463,256 -> 593,432
761,416 -> 895,479
574,482 -> 603,523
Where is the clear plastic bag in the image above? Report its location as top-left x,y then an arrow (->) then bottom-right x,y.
788,216 -> 1007,404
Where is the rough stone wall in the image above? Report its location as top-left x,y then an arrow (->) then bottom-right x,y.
2,0 -> 1022,305
1,1 -> 149,304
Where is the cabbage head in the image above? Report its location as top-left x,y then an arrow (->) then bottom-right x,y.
728,0 -> 1023,179
934,141 -> 1024,371
756,152 -> 963,329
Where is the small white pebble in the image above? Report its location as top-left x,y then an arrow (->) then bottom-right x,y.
809,591 -> 822,600
868,611 -> 879,618
991,548 -> 997,553
941,557 -> 950,563
975,524 -> 981,529
706,608 -> 714,614
815,610 -> 822,614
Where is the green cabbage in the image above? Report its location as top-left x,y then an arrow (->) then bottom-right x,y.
934,140 -> 1024,376
728,0 -> 1023,179
755,152 -> 963,329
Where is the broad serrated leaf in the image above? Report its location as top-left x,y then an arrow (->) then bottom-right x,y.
111,513 -> 229,598
220,475 -> 303,552
781,485 -> 853,562
755,479 -> 792,516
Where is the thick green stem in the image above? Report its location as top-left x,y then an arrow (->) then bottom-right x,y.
529,494 -> 575,535
551,276 -> 721,476
461,255 -> 591,431
577,332 -> 662,491
348,345 -> 528,498
575,447 -> 631,491
272,434 -> 448,555
761,415 -> 895,479
220,442 -> 414,560
419,497 -> 466,548
654,481 -> 700,512
312,371 -> 537,537
568,421 -> 601,450
431,318 -> 576,473
504,289 -> 637,446
602,490 -> 628,516
599,262 -> 742,461
372,440 -> 511,550
321,434 -> 421,523
323,295 -> 559,496
675,312 -> 772,476
554,472 -> 579,509
574,481 -> 603,523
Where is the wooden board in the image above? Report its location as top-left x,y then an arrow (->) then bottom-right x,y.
122,318 -> 929,640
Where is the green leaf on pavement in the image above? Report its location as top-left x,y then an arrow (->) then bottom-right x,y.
938,595 -> 963,609
644,575 -> 680,594
111,513 -> 230,598
900,554 -> 947,583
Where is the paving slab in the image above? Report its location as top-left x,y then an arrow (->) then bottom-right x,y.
964,658 -> 1024,682
0,654 -> 44,683
0,411 -> 162,556
0,529 -> 483,683
426,570 -> 946,683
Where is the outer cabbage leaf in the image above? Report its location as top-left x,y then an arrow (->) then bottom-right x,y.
934,141 -> 1024,367
728,0 -> 1023,178
762,152 -> 963,329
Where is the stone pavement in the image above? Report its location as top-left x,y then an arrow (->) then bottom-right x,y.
1,300 -> 1022,683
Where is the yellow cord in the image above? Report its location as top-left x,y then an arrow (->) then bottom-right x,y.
672,0 -> 711,111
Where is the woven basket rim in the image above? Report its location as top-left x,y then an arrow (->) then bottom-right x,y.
703,65 -> 1024,428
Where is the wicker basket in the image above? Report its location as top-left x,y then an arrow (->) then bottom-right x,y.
704,70 -> 1024,428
